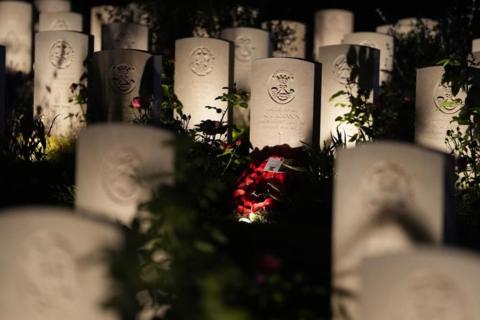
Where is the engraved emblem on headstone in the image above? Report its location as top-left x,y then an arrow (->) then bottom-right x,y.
22,232 -> 77,316
50,18 -> 69,30
101,148 -> 144,203
433,82 -> 464,114
400,270 -> 467,320
190,47 -> 215,76
333,54 -> 351,84
361,161 -> 412,212
113,29 -> 135,49
267,70 -> 296,104
48,40 -> 74,69
235,35 -> 255,62
110,64 -> 137,94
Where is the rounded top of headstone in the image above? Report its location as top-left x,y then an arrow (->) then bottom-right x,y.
175,37 -> 231,46
0,1 -> 32,10
343,32 -> 393,41
416,65 -> 444,73
315,8 -> 354,17
318,43 -> 381,52
221,27 -> 269,35
79,123 -> 175,142
253,56 -> 317,67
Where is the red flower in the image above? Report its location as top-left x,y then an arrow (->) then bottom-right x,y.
131,97 -> 142,109
257,254 -> 281,274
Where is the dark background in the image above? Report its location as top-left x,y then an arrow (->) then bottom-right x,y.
71,0 -> 464,31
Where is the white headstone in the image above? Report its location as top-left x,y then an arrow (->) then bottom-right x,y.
261,20 -> 306,58
343,32 -> 394,83
174,37 -> 233,129
314,9 -> 354,61
472,38 -> 480,53
220,27 -> 270,91
90,49 -> 153,122
317,44 -> 380,146
102,23 -> 149,51
34,0 -> 71,13
76,124 -> 175,225
415,66 -> 466,153
333,141 -> 454,319
249,58 -> 321,149
375,24 -> 394,35
39,12 -> 83,32
395,17 -> 438,36
0,1 -> 32,73
362,248 -> 480,320
0,206 -> 121,320
0,46 -> 5,134
34,31 -> 92,137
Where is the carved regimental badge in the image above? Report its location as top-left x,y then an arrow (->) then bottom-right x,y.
110,64 -> 138,94
235,35 -> 255,62
50,19 -> 69,30
190,47 -> 215,76
361,161 -> 412,213
267,70 -> 296,104
333,54 -> 351,84
22,232 -> 77,318
397,270 -> 468,320
101,148 -> 144,203
49,40 -> 74,69
433,82 -> 465,114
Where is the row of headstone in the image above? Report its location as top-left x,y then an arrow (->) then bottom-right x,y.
376,17 -> 439,35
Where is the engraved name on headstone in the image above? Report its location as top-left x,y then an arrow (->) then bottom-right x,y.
249,58 -> 321,149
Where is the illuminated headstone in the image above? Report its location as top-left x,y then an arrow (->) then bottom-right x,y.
33,31 -> 91,137
261,20 -> 306,58
76,124 -> 175,224
472,38 -> 480,53
39,12 -> 83,32
362,248 -> 480,320
415,66 -> 467,153
333,141 -> 454,320
89,49 -> 153,122
343,32 -> 394,83
174,37 -> 232,129
249,58 -> 320,149
34,0 -> 71,13
90,5 -> 123,52
0,206 -> 121,320
0,46 -> 5,134
395,17 -> 438,36
317,44 -> 379,147
375,24 -> 394,35
0,1 -> 32,73
313,9 -> 353,61
102,22 -> 149,51
220,27 -> 269,91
